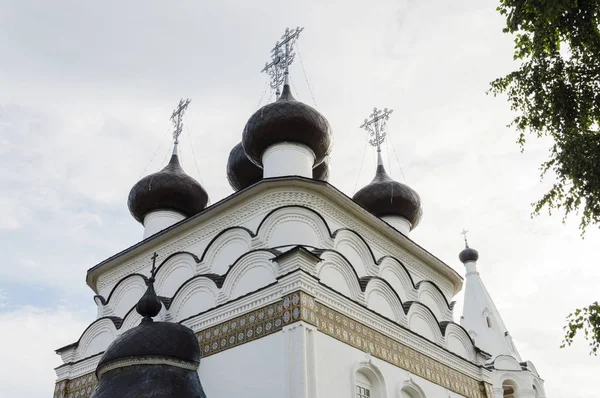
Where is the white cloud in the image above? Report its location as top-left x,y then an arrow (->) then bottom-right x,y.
0,306 -> 91,397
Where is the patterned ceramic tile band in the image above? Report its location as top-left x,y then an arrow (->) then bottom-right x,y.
54,291 -> 492,398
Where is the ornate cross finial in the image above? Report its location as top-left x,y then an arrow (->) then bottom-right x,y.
170,98 -> 191,152
360,107 -> 394,153
150,252 -> 159,280
261,27 -> 304,97
460,229 -> 469,247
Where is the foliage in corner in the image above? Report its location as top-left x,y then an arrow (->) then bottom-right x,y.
489,0 -> 600,233
491,0 -> 600,354
561,302 -> 600,355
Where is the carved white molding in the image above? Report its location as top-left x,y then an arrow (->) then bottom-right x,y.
92,186 -> 457,300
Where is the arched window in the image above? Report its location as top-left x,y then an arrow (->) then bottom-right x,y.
356,371 -> 372,398
486,316 -> 492,328
502,379 -> 518,398
400,387 -> 419,398
399,379 -> 425,398
353,359 -> 386,398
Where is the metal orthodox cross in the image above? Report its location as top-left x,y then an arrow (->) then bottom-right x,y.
150,252 -> 159,279
261,27 -> 304,96
170,98 -> 191,145
460,229 -> 469,247
360,107 -> 394,152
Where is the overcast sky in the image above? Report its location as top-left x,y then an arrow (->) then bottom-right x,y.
1,0 -> 599,396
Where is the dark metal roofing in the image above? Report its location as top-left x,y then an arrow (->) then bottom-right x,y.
242,84 -> 333,166
91,360 -> 206,398
127,154 -> 209,223
227,141 -> 331,191
352,164 -> 423,230
96,321 -> 200,373
459,246 -> 479,263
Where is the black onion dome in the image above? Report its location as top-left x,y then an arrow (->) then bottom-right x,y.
313,156 -> 330,182
227,142 -> 331,191
227,142 -> 263,191
96,321 -> 200,373
352,164 -> 423,230
92,272 -> 206,398
459,246 -> 479,263
128,153 -> 209,223
242,84 -> 333,167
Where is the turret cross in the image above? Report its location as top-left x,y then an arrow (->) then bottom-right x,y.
460,229 -> 469,247
170,98 -> 191,145
261,27 -> 304,96
360,107 -> 394,153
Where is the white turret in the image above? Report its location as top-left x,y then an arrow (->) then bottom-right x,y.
459,238 -> 521,360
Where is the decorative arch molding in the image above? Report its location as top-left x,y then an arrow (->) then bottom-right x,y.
76,317 -> 121,360
406,301 -> 443,345
378,258 -> 416,303
362,277 -> 406,325
169,277 -> 220,322
120,306 -> 143,332
104,274 -> 147,319
397,375 -> 426,398
197,227 -> 254,275
257,205 -> 333,248
220,250 -> 278,302
154,251 -> 200,274
333,229 -> 378,276
493,355 -> 522,371
154,254 -> 197,298
416,281 -> 453,322
416,280 -> 454,310
353,355 -> 387,398
441,322 -> 477,361
317,250 -> 363,301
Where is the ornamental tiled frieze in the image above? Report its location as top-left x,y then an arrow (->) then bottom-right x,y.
53,373 -> 97,398
53,291 -> 490,398
306,296 -> 492,398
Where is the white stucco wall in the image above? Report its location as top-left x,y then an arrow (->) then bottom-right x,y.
199,332 -> 286,397
314,332 -> 467,398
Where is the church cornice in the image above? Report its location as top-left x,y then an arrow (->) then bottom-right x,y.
86,177 -> 462,295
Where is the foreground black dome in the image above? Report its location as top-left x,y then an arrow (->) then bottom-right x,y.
92,266 -> 206,398
352,164 -> 422,230
97,321 -> 200,373
128,153 -> 209,223
242,84 -> 332,167
227,141 -> 331,191
459,246 -> 479,263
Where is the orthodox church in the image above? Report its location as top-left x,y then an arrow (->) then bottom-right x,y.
53,29 -> 547,398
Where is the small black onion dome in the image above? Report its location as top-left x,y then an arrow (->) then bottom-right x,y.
314,156 -> 330,182
227,142 -> 263,191
459,246 -> 479,263
92,321 -> 205,397
242,84 -> 333,167
352,164 -> 423,230
92,271 -> 206,398
227,142 -> 331,191
128,153 -> 209,223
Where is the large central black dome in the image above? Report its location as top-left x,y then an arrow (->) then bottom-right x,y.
242,84 -> 333,167
353,163 -> 422,230
128,153 -> 209,223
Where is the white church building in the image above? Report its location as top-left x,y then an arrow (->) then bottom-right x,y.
52,29 -> 547,398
